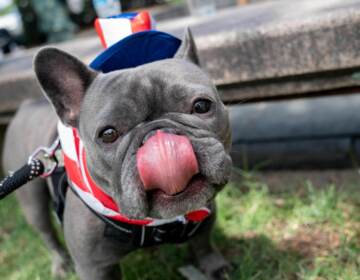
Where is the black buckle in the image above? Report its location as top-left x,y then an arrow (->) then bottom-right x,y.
151,221 -> 188,244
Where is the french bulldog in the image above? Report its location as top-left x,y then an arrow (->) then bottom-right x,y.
2,29 -> 232,280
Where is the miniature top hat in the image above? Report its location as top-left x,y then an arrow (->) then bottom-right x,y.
90,11 -> 181,73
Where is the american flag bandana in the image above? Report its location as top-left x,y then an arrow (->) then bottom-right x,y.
57,122 -> 211,226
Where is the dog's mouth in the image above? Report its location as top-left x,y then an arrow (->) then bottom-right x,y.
136,129 -> 215,210
147,173 -> 207,200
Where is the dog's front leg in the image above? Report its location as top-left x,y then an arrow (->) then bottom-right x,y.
63,190 -> 132,280
188,204 -> 231,280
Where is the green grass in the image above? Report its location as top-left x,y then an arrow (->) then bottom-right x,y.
0,173 -> 359,280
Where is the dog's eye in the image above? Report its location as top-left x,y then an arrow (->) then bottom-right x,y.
192,99 -> 212,114
99,127 -> 119,143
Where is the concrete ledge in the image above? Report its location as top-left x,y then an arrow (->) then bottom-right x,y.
162,0 -> 360,84
219,68 -> 360,103
194,4 -> 360,85
160,0 -> 360,102
2,0 -> 360,121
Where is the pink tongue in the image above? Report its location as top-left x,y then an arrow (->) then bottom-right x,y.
136,130 -> 199,195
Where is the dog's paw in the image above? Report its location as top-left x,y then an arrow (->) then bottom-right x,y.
210,265 -> 231,280
198,252 -> 232,280
51,252 -> 73,279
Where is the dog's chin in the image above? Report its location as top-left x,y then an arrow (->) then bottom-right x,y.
146,174 -> 217,219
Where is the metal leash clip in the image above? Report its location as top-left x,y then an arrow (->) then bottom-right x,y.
28,137 -> 61,178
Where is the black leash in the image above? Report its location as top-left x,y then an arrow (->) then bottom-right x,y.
0,159 -> 44,199
0,138 -> 60,200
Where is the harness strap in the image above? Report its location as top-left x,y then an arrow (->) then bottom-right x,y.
51,167 -> 68,223
103,211 -> 208,247
69,182 -> 211,247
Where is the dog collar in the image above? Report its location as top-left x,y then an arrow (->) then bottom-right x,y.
57,122 -> 211,226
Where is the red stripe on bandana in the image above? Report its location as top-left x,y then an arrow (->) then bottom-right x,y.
63,153 -> 87,192
80,150 -> 119,212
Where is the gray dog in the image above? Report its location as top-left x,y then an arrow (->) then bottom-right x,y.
2,29 -> 232,280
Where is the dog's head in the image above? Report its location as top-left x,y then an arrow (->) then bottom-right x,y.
34,29 -> 232,219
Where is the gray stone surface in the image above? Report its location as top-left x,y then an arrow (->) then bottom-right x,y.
219,68 -> 360,103
161,0 -> 360,101
233,138 -> 352,169
2,0 -> 360,120
162,0 -> 360,82
230,94 -> 360,141
230,93 -> 360,169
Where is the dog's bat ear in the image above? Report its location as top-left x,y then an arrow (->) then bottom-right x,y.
34,47 -> 97,127
174,27 -> 200,65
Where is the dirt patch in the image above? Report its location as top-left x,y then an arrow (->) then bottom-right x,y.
279,226 -> 341,258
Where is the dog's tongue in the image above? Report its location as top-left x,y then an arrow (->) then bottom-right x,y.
136,130 -> 199,195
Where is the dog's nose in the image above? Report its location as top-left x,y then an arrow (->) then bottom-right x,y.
137,130 -> 199,196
